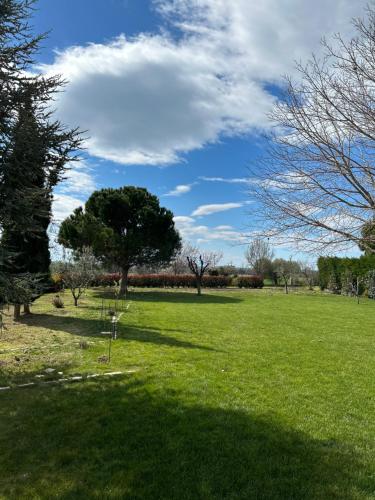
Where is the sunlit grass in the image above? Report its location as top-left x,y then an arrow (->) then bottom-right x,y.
0,288 -> 374,498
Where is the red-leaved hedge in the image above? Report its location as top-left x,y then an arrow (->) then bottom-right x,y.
94,273 -> 121,287
236,275 -> 264,288
129,274 -> 230,288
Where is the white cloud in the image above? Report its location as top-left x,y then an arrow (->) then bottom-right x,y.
52,194 -> 83,223
52,162 -> 94,229
174,215 -> 246,243
199,176 -> 249,184
191,202 -> 243,216
165,183 -> 195,196
41,35 -> 271,166
158,0 -> 366,80
59,162 -> 96,195
174,215 -> 195,224
38,0 -> 366,166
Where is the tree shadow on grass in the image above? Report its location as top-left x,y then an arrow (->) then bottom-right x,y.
0,360 -> 78,388
19,314 -> 216,351
92,289 -> 243,304
120,325 -> 217,351
0,377 -> 372,499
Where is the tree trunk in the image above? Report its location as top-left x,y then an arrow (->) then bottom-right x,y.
14,304 -> 21,321
74,296 -> 78,307
119,267 -> 130,296
23,303 -> 31,315
284,280 -> 289,294
197,277 -> 202,296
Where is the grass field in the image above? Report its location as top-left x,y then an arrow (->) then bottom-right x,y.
0,288 -> 374,499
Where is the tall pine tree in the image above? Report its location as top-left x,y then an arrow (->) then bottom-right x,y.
0,1 -> 82,318
1,90 -> 51,278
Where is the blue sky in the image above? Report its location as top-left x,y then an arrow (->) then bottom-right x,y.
33,0 -> 367,265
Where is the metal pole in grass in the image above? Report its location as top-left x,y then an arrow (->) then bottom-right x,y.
100,331 -> 112,363
357,277 -> 360,305
111,313 -> 122,340
108,334 -> 112,362
103,300 -> 108,330
112,315 -> 117,341
101,311 -> 123,362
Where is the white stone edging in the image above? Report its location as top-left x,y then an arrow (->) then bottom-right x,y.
0,370 -> 138,392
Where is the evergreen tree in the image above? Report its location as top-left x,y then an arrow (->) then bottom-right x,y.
1,91 -> 51,279
0,1 -> 82,317
59,187 -> 181,295
0,1 -> 62,230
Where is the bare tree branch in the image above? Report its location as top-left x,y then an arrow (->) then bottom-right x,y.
186,246 -> 222,295
248,8 -> 375,254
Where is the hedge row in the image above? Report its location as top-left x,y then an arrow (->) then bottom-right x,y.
52,272 -> 264,289
131,274 -> 233,288
93,273 -> 121,287
90,273 -> 263,289
317,255 -> 375,295
236,275 -> 264,288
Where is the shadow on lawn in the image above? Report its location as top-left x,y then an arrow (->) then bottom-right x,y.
19,314 -> 215,351
0,360 -> 77,387
93,289 -> 243,304
0,377 -> 372,499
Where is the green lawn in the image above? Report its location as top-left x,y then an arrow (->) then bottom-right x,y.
0,288 -> 374,499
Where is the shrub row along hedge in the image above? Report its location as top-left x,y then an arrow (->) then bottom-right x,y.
317,255 -> 375,295
52,272 -> 264,289
236,275 -> 264,288
129,274 -> 232,288
89,273 -> 264,289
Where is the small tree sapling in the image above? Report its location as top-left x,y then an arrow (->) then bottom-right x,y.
186,247 -> 222,295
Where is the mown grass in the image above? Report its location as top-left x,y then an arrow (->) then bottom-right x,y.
0,288 -> 374,499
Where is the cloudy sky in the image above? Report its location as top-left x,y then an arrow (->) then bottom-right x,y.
34,0 -> 367,264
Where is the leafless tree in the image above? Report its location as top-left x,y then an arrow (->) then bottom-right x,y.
62,247 -> 98,306
186,247 -> 222,295
273,258 -> 301,294
245,238 -> 274,275
170,241 -> 196,275
299,263 -> 317,290
249,7 -> 375,254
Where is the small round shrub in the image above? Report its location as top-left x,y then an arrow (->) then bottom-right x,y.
52,295 -> 64,308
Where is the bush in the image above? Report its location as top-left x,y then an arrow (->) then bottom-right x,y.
52,295 -> 64,308
51,273 -> 64,291
367,270 -> 375,299
202,275 -> 232,288
93,273 -> 121,287
236,275 -> 264,288
127,274 -> 231,288
327,272 -> 341,294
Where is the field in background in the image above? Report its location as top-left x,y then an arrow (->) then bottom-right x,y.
0,288 -> 374,498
